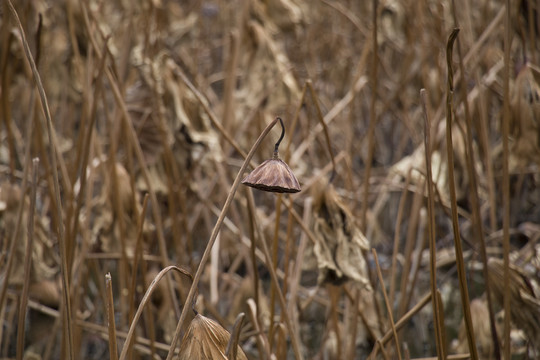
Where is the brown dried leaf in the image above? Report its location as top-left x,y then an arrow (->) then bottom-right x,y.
488,258 -> 540,352
311,178 -> 370,286
177,313 -> 248,360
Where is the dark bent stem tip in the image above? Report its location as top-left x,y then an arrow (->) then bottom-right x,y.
273,117 -> 285,156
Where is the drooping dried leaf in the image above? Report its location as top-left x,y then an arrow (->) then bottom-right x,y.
177,314 -> 248,360
242,156 -> 301,193
488,258 -> 540,353
310,178 -> 370,286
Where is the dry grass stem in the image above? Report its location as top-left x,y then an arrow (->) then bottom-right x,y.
445,27 -> 479,360
106,273 -> 119,360
5,2 -> 74,358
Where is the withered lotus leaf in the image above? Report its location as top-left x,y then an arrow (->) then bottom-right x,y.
242,155 -> 301,193
311,179 -> 370,286
487,258 -> 540,353
177,314 -> 248,360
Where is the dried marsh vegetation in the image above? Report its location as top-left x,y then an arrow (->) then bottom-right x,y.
1,0 -> 540,359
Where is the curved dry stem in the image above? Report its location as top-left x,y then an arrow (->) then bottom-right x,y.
273,117 -> 285,156
119,265 -> 193,360
164,117 -> 282,360
225,312 -> 246,359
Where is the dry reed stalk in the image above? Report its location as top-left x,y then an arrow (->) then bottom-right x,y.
454,298 -> 496,359
445,28 -> 478,360
268,193 -> 282,352
245,187 -> 304,360
245,187 -> 261,319
15,158 -> 38,360
127,194 -> 149,338
106,273 -> 119,360
421,88 -> 445,360
389,168 -> 412,306
372,249 -> 402,360
65,37 -> 108,275
361,0 -> 379,232
450,2 -> 501,356
282,200 -> 295,296
107,106 -> 130,328
0,19 -> 16,181
0,72 -> 37,355
397,181 -> 424,318
5,2 -> 75,358
502,0 -> 512,358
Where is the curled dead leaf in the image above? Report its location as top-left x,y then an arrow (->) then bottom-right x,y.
487,258 -> 540,353
311,178 -> 370,286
